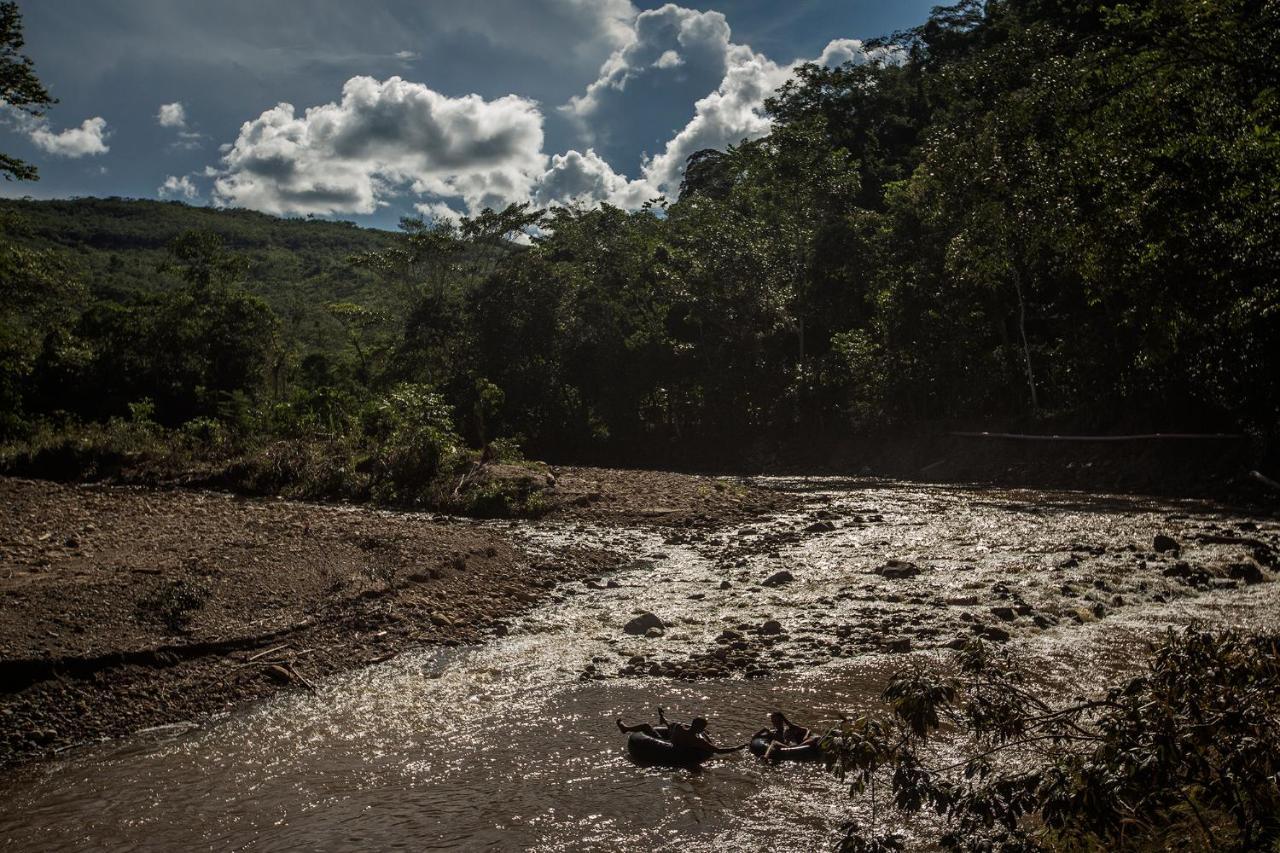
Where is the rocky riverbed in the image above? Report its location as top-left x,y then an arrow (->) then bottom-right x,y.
0,474 -> 1275,851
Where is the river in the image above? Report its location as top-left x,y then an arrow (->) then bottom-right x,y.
1,478 -> 1274,851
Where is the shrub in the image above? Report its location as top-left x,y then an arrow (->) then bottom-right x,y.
826,629 -> 1280,852
364,383 -> 460,505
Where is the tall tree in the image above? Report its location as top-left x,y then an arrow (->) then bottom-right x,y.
0,1 -> 55,181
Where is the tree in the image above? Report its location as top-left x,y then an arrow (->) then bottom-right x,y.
323,301 -> 386,386
0,1 -> 55,181
160,229 -> 249,291
0,213 -> 83,435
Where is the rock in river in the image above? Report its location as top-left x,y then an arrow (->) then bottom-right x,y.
875,559 -> 921,580
624,612 -> 665,636
981,625 -> 1011,642
1153,534 -> 1179,554
762,570 -> 794,587
1226,562 -> 1265,585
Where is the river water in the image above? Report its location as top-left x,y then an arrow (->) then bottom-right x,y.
0,479 -> 1275,851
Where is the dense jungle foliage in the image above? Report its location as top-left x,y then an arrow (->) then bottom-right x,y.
2,0 -> 1277,488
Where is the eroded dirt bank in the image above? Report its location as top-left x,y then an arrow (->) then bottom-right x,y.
0,469 -> 791,769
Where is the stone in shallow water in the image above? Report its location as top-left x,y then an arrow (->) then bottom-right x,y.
623,612 -> 664,635
762,570 -> 794,587
1226,562 -> 1265,585
982,625 -> 1011,642
759,619 -> 784,635
875,559 -> 920,580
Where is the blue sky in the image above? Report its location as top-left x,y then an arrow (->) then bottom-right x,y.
2,0 -> 936,228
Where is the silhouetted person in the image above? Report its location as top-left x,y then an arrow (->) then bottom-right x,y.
758,710 -> 819,760
617,707 -> 745,759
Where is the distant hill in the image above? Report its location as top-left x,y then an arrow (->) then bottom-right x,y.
0,196 -> 402,354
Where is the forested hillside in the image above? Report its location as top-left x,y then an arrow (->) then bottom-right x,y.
0,197 -> 398,354
2,0 -> 1276,500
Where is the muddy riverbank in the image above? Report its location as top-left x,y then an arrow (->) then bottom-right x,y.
0,468 -> 791,769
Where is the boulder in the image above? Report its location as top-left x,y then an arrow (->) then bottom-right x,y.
623,612 -> 664,636
762,570 -> 794,587
1153,534 -> 1179,554
875,559 -> 921,580
1226,562 -> 1265,585
759,619 -> 784,636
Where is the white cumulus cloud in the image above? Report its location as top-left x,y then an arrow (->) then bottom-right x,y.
534,148 -> 651,209
27,116 -> 110,158
206,5 -> 898,217
557,5 -> 898,205
212,75 -> 547,216
654,49 -> 683,69
413,200 -> 463,224
563,5 -> 731,129
158,174 -> 199,200
157,102 -> 187,129
434,0 -> 636,67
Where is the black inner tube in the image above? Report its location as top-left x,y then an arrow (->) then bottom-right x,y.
749,731 -> 822,761
625,730 -> 706,767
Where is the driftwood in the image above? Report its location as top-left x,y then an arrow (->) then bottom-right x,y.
246,643 -> 292,662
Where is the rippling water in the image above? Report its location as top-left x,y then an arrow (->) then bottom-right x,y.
1,480 -> 1273,851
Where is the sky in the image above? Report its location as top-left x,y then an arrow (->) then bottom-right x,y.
1,0 -> 937,229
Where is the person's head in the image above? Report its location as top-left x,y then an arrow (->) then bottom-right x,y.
769,711 -> 788,728
690,717 -> 708,733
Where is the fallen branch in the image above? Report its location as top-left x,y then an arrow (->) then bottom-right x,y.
246,643 -> 292,662
287,664 -> 317,693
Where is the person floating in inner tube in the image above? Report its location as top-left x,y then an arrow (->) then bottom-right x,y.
756,710 -> 820,760
617,707 -> 746,759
